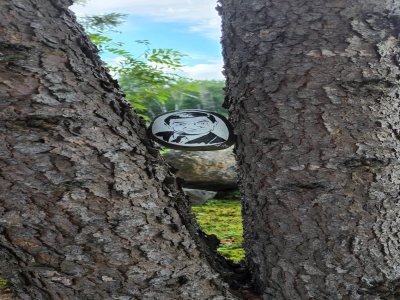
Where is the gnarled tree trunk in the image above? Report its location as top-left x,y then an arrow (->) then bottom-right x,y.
0,0 -> 235,299
221,0 -> 400,298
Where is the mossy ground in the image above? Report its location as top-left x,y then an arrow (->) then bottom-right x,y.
192,199 -> 245,261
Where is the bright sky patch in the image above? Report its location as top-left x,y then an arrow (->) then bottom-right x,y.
71,0 -> 224,80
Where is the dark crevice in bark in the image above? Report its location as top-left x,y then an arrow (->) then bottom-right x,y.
343,157 -> 389,169
285,182 -> 327,190
360,278 -> 400,299
0,42 -> 31,62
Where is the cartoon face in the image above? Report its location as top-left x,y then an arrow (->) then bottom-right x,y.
150,109 -> 234,150
169,116 -> 215,135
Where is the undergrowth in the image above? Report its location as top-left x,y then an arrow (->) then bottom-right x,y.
192,199 -> 245,261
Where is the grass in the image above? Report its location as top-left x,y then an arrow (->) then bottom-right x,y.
192,199 -> 245,261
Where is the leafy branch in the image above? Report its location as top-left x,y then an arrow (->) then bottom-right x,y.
80,13 -> 200,119
78,13 -> 226,120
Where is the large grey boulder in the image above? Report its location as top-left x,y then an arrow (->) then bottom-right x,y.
163,148 -> 237,191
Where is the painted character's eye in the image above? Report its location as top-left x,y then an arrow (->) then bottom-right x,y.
172,122 -> 185,126
195,121 -> 210,126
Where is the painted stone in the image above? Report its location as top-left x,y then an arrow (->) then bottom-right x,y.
148,109 -> 235,151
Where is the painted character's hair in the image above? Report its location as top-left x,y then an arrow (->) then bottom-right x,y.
164,111 -> 216,125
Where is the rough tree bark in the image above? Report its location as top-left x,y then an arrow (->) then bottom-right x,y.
221,0 -> 400,299
0,0 -> 236,299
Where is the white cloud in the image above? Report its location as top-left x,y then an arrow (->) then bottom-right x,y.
180,62 -> 224,80
189,18 -> 221,40
70,0 -> 221,40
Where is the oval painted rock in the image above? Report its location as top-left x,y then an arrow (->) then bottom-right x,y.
148,109 -> 235,151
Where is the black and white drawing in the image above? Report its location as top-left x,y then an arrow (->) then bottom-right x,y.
149,109 -> 235,151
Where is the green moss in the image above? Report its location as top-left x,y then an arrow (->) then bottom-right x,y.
192,199 -> 245,261
0,277 -> 8,289
159,148 -> 171,155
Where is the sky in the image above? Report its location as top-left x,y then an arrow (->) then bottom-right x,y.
70,0 -> 224,80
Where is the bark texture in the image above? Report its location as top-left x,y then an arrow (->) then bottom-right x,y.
0,0 -> 235,299
221,0 -> 400,299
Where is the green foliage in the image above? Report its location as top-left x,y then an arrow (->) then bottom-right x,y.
192,200 -> 245,261
80,13 -> 226,120
81,13 -> 127,32
0,277 -> 8,289
159,148 -> 171,155
158,79 -> 226,117
115,50 -> 189,120
80,13 -> 192,118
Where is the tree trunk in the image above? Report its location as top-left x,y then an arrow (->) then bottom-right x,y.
221,0 -> 400,299
0,1 -> 235,299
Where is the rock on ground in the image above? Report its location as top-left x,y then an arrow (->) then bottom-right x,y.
163,148 -> 237,191
183,188 -> 218,205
